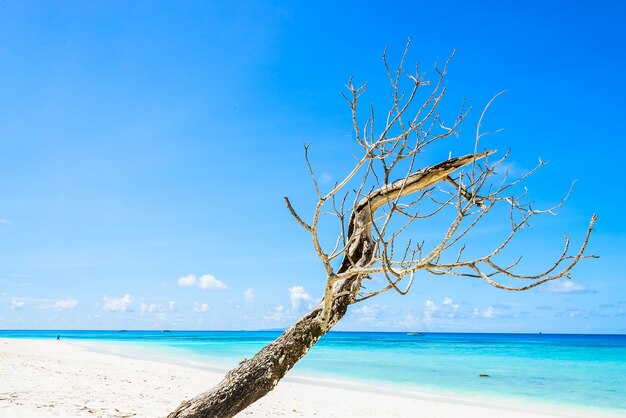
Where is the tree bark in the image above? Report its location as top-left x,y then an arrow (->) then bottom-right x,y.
168,152 -> 490,418
167,278 -> 358,418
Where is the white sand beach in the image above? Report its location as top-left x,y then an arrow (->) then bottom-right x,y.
0,338 -> 613,418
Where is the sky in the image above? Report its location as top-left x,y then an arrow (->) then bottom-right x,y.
0,1 -> 624,333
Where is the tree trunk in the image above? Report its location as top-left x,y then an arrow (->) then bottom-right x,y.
167,152 -> 490,418
166,275 -> 359,418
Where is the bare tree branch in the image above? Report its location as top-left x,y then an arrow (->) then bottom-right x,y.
169,41 -> 597,418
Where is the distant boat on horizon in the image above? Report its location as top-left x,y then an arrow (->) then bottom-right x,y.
406,332 -> 424,336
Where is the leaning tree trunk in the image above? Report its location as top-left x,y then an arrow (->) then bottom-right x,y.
167,215 -> 373,418
167,270 -> 365,418
167,152 -> 490,418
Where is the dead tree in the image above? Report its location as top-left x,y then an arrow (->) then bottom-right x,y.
168,42 -> 596,418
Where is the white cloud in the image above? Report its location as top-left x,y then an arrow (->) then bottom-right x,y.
319,173 -> 333,185
0,218 -> 13,225
53,298 -> 78,310
423,300 -> 436,326
442,297 -> 460,317
198,274 -> 227,290
193,302 -> 209,313
243,288 -> 256,303
402,312 -> 421,329
352,304 -> 379,317
494,161 -> 527,178
423,298 -> 460,326
348,304 -> 394,328
102,294 -> 133,312
482,306 -> 497,318
289,286 -> 312,311
10,300 -> 24,310
266,305 -> 287,321
178,273 -> 227,290
139,303 -> 157,315
546,280 -> 589,294
168,301 -> 176,311
178,274 -> 197,287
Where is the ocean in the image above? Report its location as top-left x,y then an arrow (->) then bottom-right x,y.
1,330 -> 624,415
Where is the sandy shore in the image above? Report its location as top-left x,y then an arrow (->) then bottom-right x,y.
0,338 -> 612,417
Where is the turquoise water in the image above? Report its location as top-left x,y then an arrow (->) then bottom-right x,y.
2,330 -> 625,414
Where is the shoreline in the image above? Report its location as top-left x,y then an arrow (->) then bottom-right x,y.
69,338 -> 622,417
0,338 -> 620,417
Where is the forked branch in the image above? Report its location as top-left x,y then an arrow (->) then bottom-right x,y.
284,39 -> 596,320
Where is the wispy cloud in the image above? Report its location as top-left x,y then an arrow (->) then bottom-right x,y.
139,303 -> 156,315
402,312 -> 422,329
442,297 -> 460,314
102,294 -> 133,312
178,274 -> 197,287
265,305 -> 287,322
10,300 -> 24,310
193,302 -> 209,313
352,304 -> 380,318
555,307 -> 589,318
482,306 -> 498,318
352,304 -> 386,323
243,288 -> 256,303
423,297 -> 461,326
493,160 -> 529,178
0,218 -> 13,225
53,298 -> 78,310
0,273 -> 32,287
318,173 -> 333,185
545,280 -> 592,294
567,309 -> 585,318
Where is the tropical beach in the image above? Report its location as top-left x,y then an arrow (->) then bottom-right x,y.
0,338 -> 612,418
2,1 -> 626,417
1,332 -> 625,417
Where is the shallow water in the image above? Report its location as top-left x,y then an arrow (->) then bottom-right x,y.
2,330 -> 625,413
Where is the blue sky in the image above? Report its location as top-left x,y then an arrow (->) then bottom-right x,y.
0,1 -> 624,333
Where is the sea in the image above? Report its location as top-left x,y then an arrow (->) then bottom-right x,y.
1,330 -> 625,415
